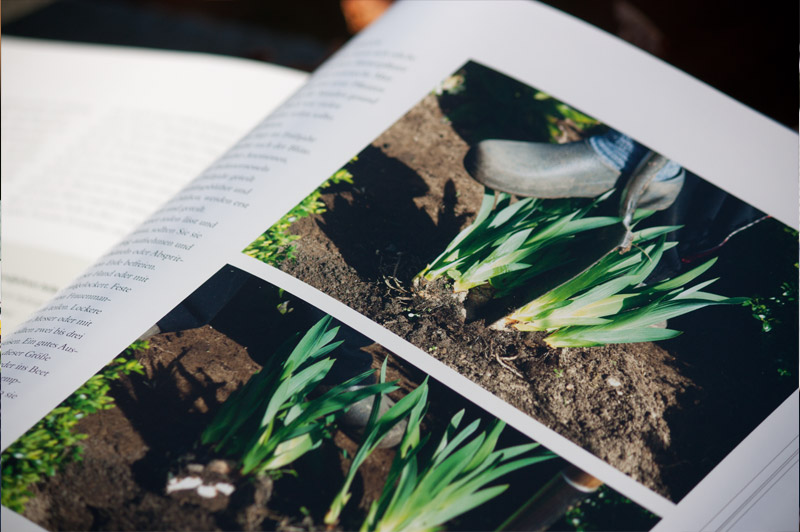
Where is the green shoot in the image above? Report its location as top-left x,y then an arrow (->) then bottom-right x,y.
325,361 -> 429,527
509,235 -> 747,347
361,410 -> 555,532
415,189 -> 619,294
201,316 -> 395,475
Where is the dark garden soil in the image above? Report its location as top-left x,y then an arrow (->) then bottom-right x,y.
21,279 -> 563,531
23,327 -> 396,531
278,94 -> 798,501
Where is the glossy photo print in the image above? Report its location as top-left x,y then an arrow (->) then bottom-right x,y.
1,265 -> 657,531
243,61 -> 799,502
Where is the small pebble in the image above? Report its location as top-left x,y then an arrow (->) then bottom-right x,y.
607,376 -> 622,387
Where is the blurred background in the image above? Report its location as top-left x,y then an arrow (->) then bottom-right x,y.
2,0 -> 797,130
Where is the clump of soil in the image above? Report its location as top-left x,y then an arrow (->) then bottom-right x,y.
278,93 -> 795,501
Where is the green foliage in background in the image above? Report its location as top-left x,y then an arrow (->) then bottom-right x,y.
745,280 -> 796,335
559,485 -> 659,532
742,229 -> 798,379
1,342 -> 146,513
244,167 -> 354,266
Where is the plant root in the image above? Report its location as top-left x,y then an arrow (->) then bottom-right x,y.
494,351 -> 524,379
383,276 -> 414,302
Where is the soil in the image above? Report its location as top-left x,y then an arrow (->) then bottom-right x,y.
278,93 -> 797,501
22,324 -> 399,531
22,282 -> 561,531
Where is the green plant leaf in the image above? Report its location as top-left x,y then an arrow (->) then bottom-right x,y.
361,411 -> 553,532
545,327 -> 683,347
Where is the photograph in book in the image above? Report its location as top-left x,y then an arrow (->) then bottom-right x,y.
1,264 -> 658,532
243,60 -> 799,502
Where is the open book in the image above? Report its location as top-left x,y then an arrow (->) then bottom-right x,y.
3,2 -> 797,531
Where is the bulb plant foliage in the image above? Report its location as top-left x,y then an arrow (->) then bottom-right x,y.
415,190 -> 619,295
511,233 -> 747,347
201,316 -> 394,475
325,360 -> 428,527
417,189 -> 746,347
361,412 -> 554,532
325,360 -> 554,532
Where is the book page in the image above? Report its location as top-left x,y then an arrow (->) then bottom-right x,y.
1,37 -> 308,332
2,2 -> 796,530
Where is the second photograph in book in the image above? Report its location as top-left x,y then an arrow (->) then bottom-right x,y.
243,60 -> 799,502
1,265 -> 657,531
